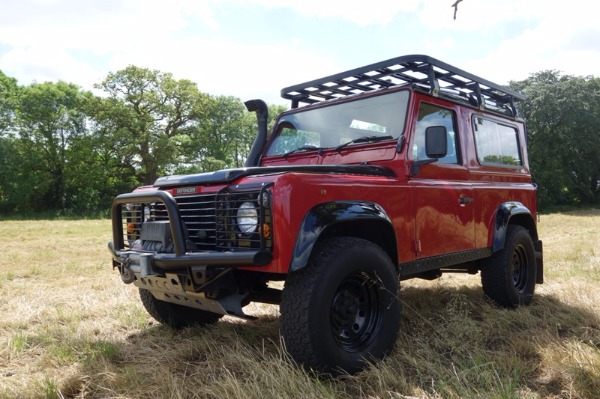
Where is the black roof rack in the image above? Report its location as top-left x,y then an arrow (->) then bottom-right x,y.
281,54 -> 524,117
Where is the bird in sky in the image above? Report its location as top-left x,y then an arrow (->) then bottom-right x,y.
451,0 -> 463,20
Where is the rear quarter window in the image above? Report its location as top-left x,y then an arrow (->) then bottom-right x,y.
472,117 -> 522,167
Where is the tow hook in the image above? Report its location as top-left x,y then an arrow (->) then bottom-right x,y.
120,258 -> 136,284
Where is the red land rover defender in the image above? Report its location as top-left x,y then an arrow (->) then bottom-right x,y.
109,55 -> 543,374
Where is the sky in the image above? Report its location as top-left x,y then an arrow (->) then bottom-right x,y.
1,0 -> 599,105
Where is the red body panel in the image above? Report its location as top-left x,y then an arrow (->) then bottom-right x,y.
133,87 -> 537,277
238,90 -> 537,275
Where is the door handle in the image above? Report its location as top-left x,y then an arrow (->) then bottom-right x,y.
459,196 -> 473,204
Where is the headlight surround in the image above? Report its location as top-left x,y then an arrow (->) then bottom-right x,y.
236,201 -> 259,234
143,205 -> 151,220
258,191 -> 271,208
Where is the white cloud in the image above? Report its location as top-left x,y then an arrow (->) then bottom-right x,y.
419,0 -> 546,31
462,0 -> 600,85
107,36 -> 339,104
1,45 -> 103,88
0,0 -> 219,88
0,0 -> 216,52
233,0 -> 420,26
1,0 -> 600,106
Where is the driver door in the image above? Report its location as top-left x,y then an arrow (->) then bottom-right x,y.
409,100 -> 475,259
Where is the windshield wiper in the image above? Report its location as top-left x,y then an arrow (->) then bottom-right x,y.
334,135 -> 394,152
282,144 -> 324,158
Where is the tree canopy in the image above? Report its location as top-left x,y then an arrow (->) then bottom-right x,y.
0,66 -> 283,216
511,71 -> 600,208
0,71 -> 18,134
92,66 -> 209,185
1,65 -> 599,216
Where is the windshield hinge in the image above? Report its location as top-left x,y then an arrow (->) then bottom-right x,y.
396,136 -> 405,153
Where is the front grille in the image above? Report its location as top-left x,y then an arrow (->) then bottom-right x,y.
151,193 -> 218,251
119,187 -> 272,253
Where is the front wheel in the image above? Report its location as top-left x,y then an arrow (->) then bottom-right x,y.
481,225 -> 537,307
280,237 -> 401,375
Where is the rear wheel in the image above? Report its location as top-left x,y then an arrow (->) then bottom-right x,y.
139,288 -> 223,328
280,237 -> 401,375
481,225 -> 537,307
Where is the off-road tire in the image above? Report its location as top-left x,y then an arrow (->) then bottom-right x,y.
481,225 -> 537,307
280,237 -> 401,375
139,288 -> 223,328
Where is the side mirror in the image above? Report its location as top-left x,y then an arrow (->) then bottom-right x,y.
411,126 -> 448,176
425,126 -> 448,159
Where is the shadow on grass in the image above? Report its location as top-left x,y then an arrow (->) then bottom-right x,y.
395,284 -> 600,398
60,285 -> 600,399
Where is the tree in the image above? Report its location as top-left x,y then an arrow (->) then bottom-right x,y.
0,71 -> 20,212
192,95 -> 250,171
0,70 -> 18,134
511,71 -> 600,208
14,81 -> 92,212
93,66 -> 209,185
0,134 -> 20,213
153,95 -> 287,175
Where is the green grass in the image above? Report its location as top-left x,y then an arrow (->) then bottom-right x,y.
0,213 -> 599,398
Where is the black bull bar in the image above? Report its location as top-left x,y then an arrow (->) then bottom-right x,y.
108,190 -> 272,269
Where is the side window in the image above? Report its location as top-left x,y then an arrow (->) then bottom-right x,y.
473,117 -> 522,167
412,103 -> 460,164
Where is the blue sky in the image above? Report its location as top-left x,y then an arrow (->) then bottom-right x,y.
1,0 -> 598,105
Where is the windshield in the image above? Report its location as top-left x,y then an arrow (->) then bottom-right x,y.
266,90 -> 410,156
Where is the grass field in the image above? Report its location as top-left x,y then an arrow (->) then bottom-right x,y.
0,211 -> 599,398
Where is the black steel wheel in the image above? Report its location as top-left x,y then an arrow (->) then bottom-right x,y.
280,237 -> 401,375
331,273 -> 382,352
512,242 -> 530,291
481,225 -> 537,307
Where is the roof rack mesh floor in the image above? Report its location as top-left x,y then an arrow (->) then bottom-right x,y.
281,54 -> 524,117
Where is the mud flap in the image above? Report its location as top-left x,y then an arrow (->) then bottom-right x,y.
534,239 -> 544,284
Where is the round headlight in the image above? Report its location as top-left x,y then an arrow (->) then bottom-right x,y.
236,201 -> 258,234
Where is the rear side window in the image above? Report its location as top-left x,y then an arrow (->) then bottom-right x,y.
473,117 -> 522,167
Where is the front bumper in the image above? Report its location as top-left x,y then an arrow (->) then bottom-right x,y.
107,245 -> 263,319
108,241 -> 272,270
109,190 -> 272,271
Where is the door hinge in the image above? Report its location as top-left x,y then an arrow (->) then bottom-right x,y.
414,239 -> 422,253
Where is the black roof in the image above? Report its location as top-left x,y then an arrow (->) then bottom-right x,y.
281,54 -> 524,116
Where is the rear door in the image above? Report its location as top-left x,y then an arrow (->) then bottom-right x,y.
469,114 -> 532,248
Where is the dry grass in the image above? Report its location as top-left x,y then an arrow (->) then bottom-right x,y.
0,211 -> 599,398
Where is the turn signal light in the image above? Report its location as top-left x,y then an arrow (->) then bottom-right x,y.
262,224 -> 271,238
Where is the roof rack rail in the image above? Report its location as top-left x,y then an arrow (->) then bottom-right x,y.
281,54 -> 524,117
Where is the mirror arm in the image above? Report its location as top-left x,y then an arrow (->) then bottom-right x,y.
410,158 -> 438,177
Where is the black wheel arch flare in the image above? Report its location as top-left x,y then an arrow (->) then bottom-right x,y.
493,201 -> 543,284
289,201 -> 397,272
493,201 -> 538,252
